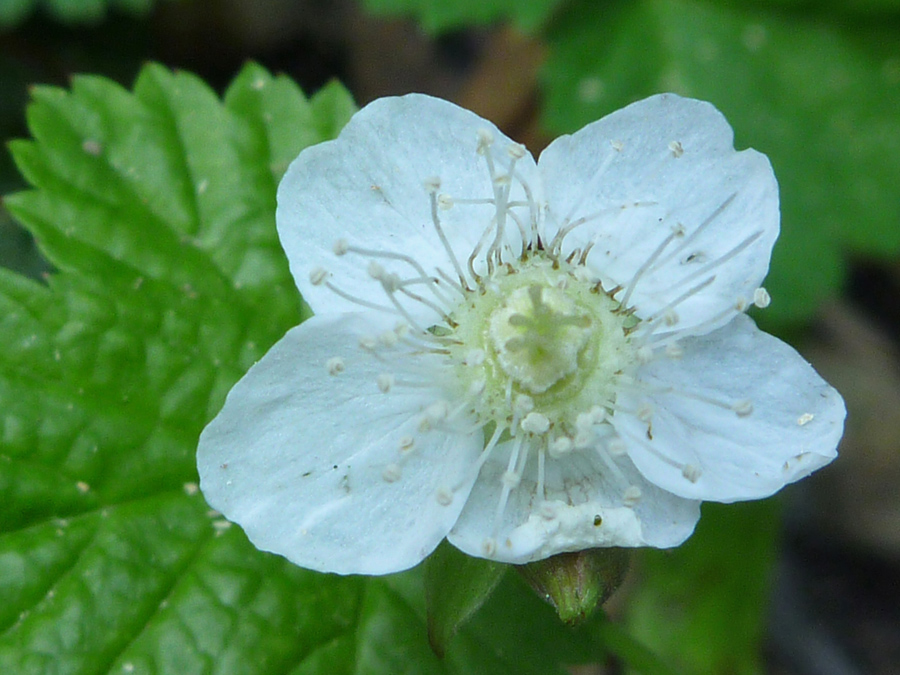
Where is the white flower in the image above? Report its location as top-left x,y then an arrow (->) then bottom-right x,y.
197,93 -> 845,575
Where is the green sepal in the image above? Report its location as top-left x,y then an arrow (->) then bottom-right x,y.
517,547 -> 631,625
424,541 -> 507,657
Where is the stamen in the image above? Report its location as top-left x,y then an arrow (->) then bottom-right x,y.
682,464 -> 702,482
637,276 -> 717,335
556,150 -> 618,230
382,464 -> 402,483
536,445 -> 546,501
670,230 -> 764,292
753,287 -> 771,308
343,243 -> 457,307
325,357 -> 345,375
325,281 -> 395,313
458,424 -> 506,491
428,185 -> 468,287
616,375 -> 756,418
436,487 -> 454,506
549,435 -> 573,458
623,485 -> 642,506
651,193 -> 737,270
521,412 -> 550,435
619,226 -> 684,309
376,374 -> 395,393
310,267 -> 328,285
493,437 -> 529,535
733,399 -> 753,417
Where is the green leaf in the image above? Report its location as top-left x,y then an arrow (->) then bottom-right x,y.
360,0 -> 563,33
0,61 -> 356,674
626,501 -> 780,675
0,0 -> 167,26
0,62 -> 623,674
424,541 -> 506,657
542,0 -> 900,324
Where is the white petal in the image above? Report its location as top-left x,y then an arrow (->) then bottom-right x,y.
277,94 -> 541,320
197,313 -> 483,575
447,440 -> 700,563
538,94 -> 778,336
613,314 -> 845,502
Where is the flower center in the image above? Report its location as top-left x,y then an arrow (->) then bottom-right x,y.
490,284 -> 589,394
448,255 -> 634,437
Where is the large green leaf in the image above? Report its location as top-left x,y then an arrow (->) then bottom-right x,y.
0,62 -> 643,674
360,0 -> 563,33
542,0 -> 900,324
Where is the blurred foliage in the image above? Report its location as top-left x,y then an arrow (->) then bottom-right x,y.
0,0 -> 171,27
627,501 -> 781,675
361,0 -> 564,32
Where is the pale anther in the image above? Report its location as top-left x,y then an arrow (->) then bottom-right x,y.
669,140 -> 684,157
665,343 -> 684,359
682,464 -> 702,482
589,406 -> 607,423
507,142 -> 527,159
664,309 -> 679,327
607,438 -> 628,456
380,272 -> 400,292
623,485 -> 642,506
549,436 -> 573,458
611,140 -> 624,152
399,436 -> 415,452
325,357 -> 345,376
309,267 -> 328,286
437,193 -> 453,210
378,330 -> 398,347
501,471 -> 521,488
424,176 -> 441,193
382,464 -> 402,483
476,129 -> 494,153
358,336 -> 377,351
521,412 -> 551,435
514,394 -> 535,415
377,374 -> 395,393
367,261 -> 385,280
333,239 -> 349,256
732,399 -> 753,417
465,349 -> 485,366
539,502 -> 558,520
576,411 -> 595,431
482,537 -> 497,557
436,488 -> 454,506
637,403 -> 654,422
753,287 -> 771,308
735,297 -> 748,312
797,413 -> 814,426
426,400 -> 449,423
